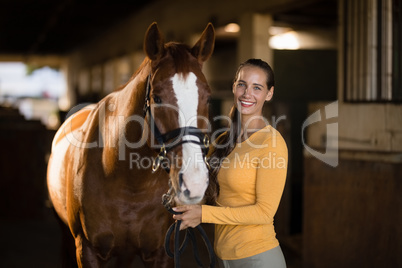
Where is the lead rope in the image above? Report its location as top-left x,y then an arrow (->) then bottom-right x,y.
163,193 -> 215,268
164,207 -> 216,268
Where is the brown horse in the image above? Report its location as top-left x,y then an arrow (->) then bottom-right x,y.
47,22 -> 215,267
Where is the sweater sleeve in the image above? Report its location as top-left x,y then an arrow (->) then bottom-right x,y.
202,136 -> 288,225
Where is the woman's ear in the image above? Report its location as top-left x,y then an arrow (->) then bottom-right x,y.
265,86 -> 274,101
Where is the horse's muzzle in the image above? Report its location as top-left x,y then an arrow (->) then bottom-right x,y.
176,173 -> 206,205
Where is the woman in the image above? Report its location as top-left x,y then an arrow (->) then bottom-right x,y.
173,58 -> 288,268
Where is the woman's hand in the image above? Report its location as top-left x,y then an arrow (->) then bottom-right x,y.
172,205 -> 202,230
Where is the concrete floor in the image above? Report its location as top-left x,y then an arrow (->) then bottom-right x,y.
0,210 -> 61,267
0,207 -> 302,268
0,207 -> 219,268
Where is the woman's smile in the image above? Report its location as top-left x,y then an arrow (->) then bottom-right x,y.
240,100 -> 255,108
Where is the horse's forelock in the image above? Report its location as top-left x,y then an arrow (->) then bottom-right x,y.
164,42 -> 197,78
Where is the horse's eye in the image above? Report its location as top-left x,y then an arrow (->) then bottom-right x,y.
153,95 -> 162,104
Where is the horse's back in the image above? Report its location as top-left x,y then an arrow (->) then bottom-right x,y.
47,105 -> 95,224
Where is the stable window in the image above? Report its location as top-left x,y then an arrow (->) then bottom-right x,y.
343,0 -> 402,102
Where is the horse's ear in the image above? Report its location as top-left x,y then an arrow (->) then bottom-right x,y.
192,23 -> 215,64
144,22 -> 165,61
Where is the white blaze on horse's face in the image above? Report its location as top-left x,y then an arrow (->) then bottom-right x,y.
171,72 -> 209,204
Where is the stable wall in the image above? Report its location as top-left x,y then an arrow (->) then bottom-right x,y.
303,156 -> 402,268
301,0 -> 402,266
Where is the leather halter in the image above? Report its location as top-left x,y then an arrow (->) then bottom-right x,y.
143,74 -> 210,173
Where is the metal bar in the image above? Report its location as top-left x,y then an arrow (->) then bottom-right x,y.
367,0 -> 378,100
382,0 -> 393,100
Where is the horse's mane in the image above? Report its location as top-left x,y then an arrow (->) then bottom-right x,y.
113,58 -> 150,92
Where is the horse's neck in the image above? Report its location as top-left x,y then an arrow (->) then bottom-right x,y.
99,61 -> 151,163
116,61 -> 150,117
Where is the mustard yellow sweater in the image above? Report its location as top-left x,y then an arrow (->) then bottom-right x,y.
202,125 -> 288,260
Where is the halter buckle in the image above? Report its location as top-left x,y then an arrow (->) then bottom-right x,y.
159,144 -> 167,157
162,183 -> 174,210
152,144 -> 168,172
203,135 -> 210,148
152,156 -> 160,172
204,156 -> 210,170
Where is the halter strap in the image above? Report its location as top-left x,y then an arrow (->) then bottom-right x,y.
143,74 -> 165,146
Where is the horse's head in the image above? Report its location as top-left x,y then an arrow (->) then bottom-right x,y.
143,22 -> 215,205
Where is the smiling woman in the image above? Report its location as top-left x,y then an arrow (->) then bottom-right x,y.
173,58 -> 288,268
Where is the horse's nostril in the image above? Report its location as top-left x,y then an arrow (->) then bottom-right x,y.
179,173 -> 191,197
183,189 -> 191,198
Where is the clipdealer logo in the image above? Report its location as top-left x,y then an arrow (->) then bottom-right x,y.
301,101 -> 338,167
61,101 -> 339,168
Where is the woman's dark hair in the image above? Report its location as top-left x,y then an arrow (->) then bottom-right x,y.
233,58 -> 275,89
205,59 -> 274,203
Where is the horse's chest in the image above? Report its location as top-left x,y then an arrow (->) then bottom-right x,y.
83,200 -> 170,252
